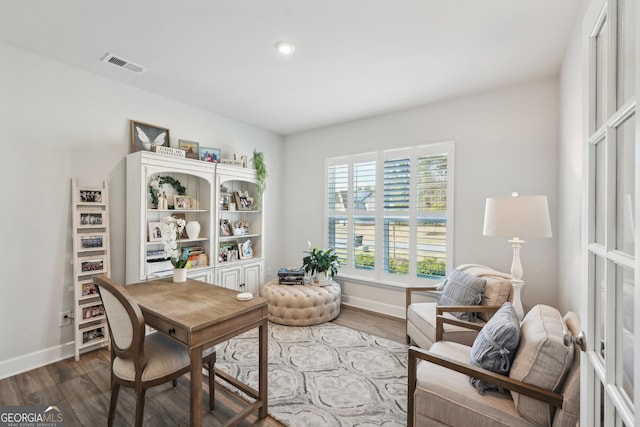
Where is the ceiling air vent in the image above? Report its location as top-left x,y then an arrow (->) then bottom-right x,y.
101,53 -> 145,73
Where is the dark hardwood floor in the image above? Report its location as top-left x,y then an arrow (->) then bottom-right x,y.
0,305 -> 405,426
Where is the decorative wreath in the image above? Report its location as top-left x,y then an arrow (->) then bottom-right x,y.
149,175 -> 186,207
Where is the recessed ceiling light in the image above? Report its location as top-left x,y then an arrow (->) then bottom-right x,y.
275,41 -> 295,56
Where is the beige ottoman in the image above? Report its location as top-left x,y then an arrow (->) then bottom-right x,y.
261,278 -> 341,326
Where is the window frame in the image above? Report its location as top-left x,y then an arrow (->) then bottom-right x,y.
324,141 -> 454,288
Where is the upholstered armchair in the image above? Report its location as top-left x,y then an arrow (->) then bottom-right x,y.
406,264 -> 513,349
408,304 -> 581,427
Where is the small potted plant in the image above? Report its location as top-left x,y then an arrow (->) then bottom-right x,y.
161,216 -> 190,282
302,247 -> 339,285
253,149 -> 267,204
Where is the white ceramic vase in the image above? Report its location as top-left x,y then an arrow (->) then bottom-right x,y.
173,268 -> 187,283
317,271 -> 330,286
186,221 -> 201,239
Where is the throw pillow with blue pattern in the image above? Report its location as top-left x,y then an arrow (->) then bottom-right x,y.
468,302 -> 520,394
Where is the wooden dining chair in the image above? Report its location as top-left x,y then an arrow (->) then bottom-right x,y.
94,275 -> 216,427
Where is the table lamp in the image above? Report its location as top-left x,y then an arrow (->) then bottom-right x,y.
483,193 -> 552,320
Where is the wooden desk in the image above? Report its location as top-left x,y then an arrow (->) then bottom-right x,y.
126,278 -> 269,427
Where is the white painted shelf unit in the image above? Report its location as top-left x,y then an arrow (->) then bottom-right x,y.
71,178 -> 111,361
125,151 -> 264,294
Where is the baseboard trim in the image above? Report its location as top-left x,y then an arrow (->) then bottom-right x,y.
0,341 -> 75,380
341,295 -> 406,319
340,303 -> 404,322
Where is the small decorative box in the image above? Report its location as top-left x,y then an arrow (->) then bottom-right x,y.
154,146 -> 186,158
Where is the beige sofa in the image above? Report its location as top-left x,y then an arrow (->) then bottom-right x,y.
406,264 -> 513,349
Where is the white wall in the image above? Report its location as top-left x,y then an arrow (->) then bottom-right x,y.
557,3 -> 587,315
283,78 -> 560,318
0,42 -> 285,378
0,32 -> 588,377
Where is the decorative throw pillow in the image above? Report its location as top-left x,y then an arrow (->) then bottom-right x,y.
478,277 -> 512,322
509,304 -> 574,426
437,269 -> 486,321
468,302 -> 520,394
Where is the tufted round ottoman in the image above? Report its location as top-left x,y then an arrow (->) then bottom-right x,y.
261,278 -> 341,326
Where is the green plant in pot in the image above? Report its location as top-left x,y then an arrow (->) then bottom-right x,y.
302,247 -> 339,284
253,149 -> 267,204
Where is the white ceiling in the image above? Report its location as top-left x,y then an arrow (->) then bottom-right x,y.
0,1 -> 582,135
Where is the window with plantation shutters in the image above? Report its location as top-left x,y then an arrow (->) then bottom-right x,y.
416,155 -> 448,277
326,142 -> 453,286
327,164 -> 349,265
384,158 -> 410,210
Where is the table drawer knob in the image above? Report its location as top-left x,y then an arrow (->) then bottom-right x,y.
168,328 -> 176,335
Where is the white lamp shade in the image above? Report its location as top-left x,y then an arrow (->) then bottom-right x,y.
483,195 -> 552,238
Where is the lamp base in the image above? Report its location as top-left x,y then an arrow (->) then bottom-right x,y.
508,238 -> 524,281
511,280 -> 525,321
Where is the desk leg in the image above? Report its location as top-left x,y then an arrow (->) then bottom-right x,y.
190,346 -> 203,427
258,320 -> 268,419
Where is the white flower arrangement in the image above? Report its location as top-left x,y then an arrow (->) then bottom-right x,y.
161,216 -> 189,268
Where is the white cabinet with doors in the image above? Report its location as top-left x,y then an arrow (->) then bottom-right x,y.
126,151 -> 215,284
214,163 -> 264,294
125,151 -> 265,294
215,260 -> 263,294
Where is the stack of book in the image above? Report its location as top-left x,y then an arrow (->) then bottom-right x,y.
146,249 -> 166,262
278,267 -> 305,285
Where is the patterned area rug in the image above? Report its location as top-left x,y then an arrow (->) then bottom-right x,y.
215,322 -> 408,426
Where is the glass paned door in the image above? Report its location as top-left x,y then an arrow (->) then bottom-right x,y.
595,138 -> 607,245
584,0 -> 638,425
594,15 -> 608,131
616,264 -> 634,404
616,114 -> 636,255
616,0 -> 635,108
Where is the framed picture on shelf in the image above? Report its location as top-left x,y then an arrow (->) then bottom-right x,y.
78,188 -> 104,204
219,242 -> 238,263
174,195 -> 193,210
220,219 -> 232,236
77,233 -> 106,251
130,120 -> 170,153
82,326 -> 105,344
78,256 -> 106,275
78,210 -> 105,228
235,191 -> 254,210
80,280 -> 98,297
232,220 -> 249,236
178,139 -> 200,160
148,221 -> 163,242
239,239 -> 254,259
82,304 -> 105,320
219,193 -> 231,210
199,147 -> 220,163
